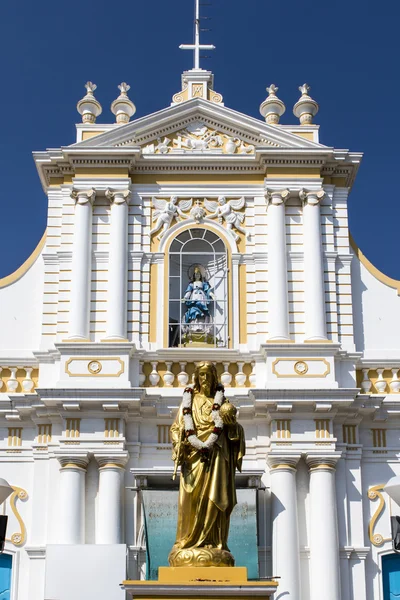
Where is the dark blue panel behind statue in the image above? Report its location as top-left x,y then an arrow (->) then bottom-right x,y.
0,554 -> 12,600
143,489 -> 258,580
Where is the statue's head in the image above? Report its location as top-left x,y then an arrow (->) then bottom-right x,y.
171,196 -> 178,204
218,196 -> 226,205
193,361 -> 218,397
193,266 -> 203,282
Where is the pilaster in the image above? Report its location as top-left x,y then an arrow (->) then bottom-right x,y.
300,188 -> 328,341
104,188 -> 131,341
68,189 -> 95,340
265,189 -> 291,342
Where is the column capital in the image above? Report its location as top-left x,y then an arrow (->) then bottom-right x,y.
105,188 -> 131,205
265,188 -> 290,206
267,454 -> 301,471
305,452 -> 341,471
71,188 -> 96,205
299,188 -> 325,206
94,453 -> 129,470
57,452 -> 90,471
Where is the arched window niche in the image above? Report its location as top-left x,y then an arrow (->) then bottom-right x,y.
166,227 -> 230,348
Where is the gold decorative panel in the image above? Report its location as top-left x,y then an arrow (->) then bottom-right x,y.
3,485 -> 28,547
272,358 -> 330,378
368,485 -> 391,547
65,357 -> 124,378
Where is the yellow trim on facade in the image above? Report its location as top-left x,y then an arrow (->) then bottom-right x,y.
131,174 -> 264,185
74,168 -> 129,178
266,167 -> 321,178
272,358 -> 330,378
65,357 -> 124,378
0,230 -> 46,289
149,263 -> 158,343
290,131 -> 314,141
239,264 -> 247,344
81,130 -> 105,141
323,176 -> 347,187
350,233 -> 400,295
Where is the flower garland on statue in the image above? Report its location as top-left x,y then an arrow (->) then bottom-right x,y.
182,385 -> 224,453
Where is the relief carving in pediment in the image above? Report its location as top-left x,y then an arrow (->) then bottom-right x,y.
141,121 -> 255,156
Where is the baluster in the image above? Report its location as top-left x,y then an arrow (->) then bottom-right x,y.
149,362 -> 160,387
390,369 -> 400,393
235,362 -> 246,387
6,367 -> 18,393
221,363 -> 232,388
21,367 -> 34,393
375,369 -> 387,394
0,367 -> 3,392
361,369 -> 372,393
138,362 -> 146,387
249,362 -> 257,388
178,362 -> 189,387
163,362 -> 175,387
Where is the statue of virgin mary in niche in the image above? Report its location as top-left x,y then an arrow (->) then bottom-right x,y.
181,265 -> 216,346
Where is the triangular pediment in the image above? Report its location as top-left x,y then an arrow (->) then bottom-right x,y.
71,98 -> 328,154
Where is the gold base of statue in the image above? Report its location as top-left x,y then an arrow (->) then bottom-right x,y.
122,567 -> 279,599
181,331 -> 217,347
168,546 -> 235,568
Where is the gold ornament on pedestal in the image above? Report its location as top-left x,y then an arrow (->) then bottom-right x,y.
169,361 -> 245,568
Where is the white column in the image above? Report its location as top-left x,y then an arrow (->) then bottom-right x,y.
265,189 -> 290,341
57,456 -> 89,544
96,459 -> 127,544
69,188 -> 95,339
105,189 -> 131,340
306,456 -> 341,600
268,455 -> 301,600
300,189 -> 327,341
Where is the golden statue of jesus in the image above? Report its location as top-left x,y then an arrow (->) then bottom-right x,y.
169,361 -> 245,568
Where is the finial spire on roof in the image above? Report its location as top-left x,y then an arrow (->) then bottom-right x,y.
260,84 -> 286,125
293,83 -> 319,125
111,82 -> 136,124
76,82 -> 102,124
179,0 -> 215,70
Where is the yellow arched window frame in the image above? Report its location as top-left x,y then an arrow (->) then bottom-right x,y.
150,222 -> 239,349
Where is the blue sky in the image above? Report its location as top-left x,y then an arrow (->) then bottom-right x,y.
1,0 -> 399,278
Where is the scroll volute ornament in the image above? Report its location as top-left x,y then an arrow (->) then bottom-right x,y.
265,188 -> 290,207
70,188 -> 96,206
299,188 -> 325,206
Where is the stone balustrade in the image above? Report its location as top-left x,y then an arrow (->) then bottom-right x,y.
358,368 -> 400,394
0,367 -> 38,394
139,361 -> 256,388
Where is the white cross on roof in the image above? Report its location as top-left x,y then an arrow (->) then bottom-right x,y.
179,0 -> 215,70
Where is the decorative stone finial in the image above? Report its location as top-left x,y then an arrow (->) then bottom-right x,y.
293,83 -> 319,125
76,82 -> 102,124
259,84 -> 286,125
111,82 -> 136,125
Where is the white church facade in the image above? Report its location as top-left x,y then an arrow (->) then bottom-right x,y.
1,25 -> 400,600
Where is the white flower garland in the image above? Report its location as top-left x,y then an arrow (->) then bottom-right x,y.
182,387 -> 224,451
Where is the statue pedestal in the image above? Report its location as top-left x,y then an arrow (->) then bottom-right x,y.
122,567 -> 278,599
